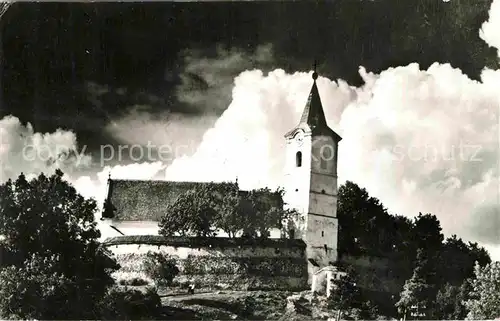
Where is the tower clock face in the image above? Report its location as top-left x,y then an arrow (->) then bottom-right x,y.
323,145 -> 334,159
294,131 -> 304,146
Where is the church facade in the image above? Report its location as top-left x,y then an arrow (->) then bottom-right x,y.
101,70 -> 342,286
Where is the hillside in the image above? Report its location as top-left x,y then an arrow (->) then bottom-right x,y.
158,290 -> 329,320
154,289 -> 390,320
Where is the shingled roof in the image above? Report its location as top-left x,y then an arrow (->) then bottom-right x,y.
101,179 -> 258,222
285,71 -> 342,141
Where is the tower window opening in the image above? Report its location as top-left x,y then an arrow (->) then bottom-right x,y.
296,151 -> 302,167
321,189 -> 326,194
324,244 -> 328,254
322,231 -> 324,237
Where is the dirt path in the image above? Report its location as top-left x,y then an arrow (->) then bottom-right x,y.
162,290 -> 253,301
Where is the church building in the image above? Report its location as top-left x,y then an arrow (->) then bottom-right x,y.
101,69 -> 342,287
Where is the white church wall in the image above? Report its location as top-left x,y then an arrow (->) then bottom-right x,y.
283,132 -> 312,216
102,221 -> 283,239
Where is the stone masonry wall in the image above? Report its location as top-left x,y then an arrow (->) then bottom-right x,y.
103,236 -> 309,291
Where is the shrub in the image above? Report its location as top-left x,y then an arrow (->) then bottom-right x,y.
119,278 -> 149,286
99,286 -> 162,320
0,255 -> 78,319
143,252 -> 180,287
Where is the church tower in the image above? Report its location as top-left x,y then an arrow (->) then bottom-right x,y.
283,68 -> 342,283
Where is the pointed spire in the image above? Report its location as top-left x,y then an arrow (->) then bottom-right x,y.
284,59 -> 342,142
298,63 -> 327,129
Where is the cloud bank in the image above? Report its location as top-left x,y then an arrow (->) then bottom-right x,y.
0,0 -> 499,257
165,64 -> 499,248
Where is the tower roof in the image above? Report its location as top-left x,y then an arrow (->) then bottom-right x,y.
285,70 -> 342,141
299,78 -> 328,128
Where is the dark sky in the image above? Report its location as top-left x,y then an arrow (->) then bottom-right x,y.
0,0 -> 497,152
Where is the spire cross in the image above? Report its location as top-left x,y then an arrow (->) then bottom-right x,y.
312,59 -> 318,81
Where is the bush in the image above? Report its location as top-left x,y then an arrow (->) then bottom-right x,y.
99,286 -> 162,320
119,278 -> 149,286
143,252 -> 180,287
0,254 -> 111,319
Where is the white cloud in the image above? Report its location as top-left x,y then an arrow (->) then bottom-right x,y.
1,0 -> 500,260
1,66 -> 498,259
0,116 -> 166,241
0,116 -> 91,182
165,63 -> 500,259
480,0 -> 500,56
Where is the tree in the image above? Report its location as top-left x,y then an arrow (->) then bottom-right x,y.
329,271 -> 377,320
329,273 -> 361,313
337,181 -> 394,258
412,213 -> 444,254
434,281 -> 470,320
158,183 -> 219,237
214,182 -> 241,238
143,252 -> 180,287
396,249 -> 434,320
158,182 -> 297,239
437,235 -> 491,287
0,170 -> 119,319
464,261 -> 500,319
239,187 -> 291,238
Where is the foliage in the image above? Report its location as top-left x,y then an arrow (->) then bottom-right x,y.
118,278 -> 149,286
328,271 -> 377,319
337,181 -> 396,258
0,254 -> 84,319
434,281 -> 470,320
337,181 -> 491,318
158,183 -> 219,237
143,251 -> 180,287
98,286 -> 162,320
239,187 -> 292,238
437,235 -> 491,287
464,261 -> 500,320
213,182 -> 241,238
395,249 -> 433,318
158,182 -> 299,238
0,170 -> 119,319
412,213 -> 444,254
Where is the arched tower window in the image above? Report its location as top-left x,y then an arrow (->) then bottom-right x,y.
296,151 -> 302,167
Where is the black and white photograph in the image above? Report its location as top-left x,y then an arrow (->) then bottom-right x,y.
0,0 -> 499,320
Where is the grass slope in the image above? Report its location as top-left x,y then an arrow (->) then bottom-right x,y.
161,290 -> 294,320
